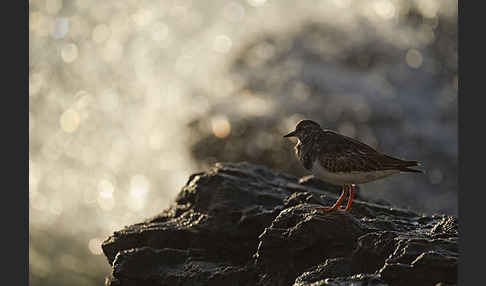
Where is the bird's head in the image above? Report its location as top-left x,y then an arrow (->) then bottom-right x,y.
283,119 -> 322,141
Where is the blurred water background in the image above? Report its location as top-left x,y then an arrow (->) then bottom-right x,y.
29,0 -> 457,285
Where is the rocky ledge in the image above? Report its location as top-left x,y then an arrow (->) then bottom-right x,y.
102,162 -> 458,286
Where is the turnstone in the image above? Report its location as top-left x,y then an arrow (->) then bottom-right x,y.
284,119 -> 422,212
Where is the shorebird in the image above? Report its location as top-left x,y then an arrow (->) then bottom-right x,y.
284,119 -> 422,212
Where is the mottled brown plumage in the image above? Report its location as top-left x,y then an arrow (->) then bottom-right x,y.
316,129 -> 421,173
284,119 -> 422,212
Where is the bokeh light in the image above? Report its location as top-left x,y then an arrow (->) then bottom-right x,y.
211,115 -> 231,138
213,35 -> 233,54
406,48 -> 423,69
98,179 -> 114,199
61,43 -> 79,63
373,0 -> 396,20
92,24 -> 111,44
52,18 -> 68,39
60,109 -> 81,133
88,238 -> 104,255
130,175 -> 150,199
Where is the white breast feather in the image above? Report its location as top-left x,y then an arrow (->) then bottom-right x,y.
311,160 -> 399,185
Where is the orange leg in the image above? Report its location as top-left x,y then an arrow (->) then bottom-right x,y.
316,184 -> 349,212
343,184 -> 355,212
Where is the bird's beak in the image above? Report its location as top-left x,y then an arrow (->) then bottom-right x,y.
283,131 -> 296,138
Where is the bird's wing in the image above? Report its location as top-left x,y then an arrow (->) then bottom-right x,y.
318,130 -> 419,173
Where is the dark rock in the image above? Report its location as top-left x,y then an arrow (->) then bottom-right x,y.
107,247 -> 256,286
102,162 -> 458,286
351,231 -> 400,274
378,236 -> 458,286
293,257 -> 354,285
255,205 -> 365,286
295,273 -> 388,286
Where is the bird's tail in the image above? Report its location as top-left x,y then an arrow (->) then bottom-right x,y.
398,160 -> 424,173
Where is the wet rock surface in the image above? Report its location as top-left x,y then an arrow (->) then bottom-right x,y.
102,162 -> 458,286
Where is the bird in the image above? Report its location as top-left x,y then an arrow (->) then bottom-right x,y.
283,119 -> 422,212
